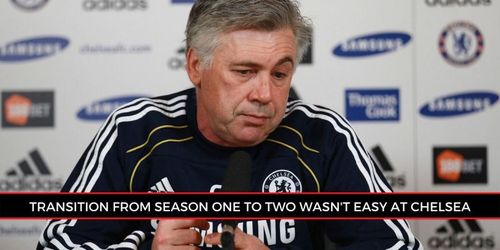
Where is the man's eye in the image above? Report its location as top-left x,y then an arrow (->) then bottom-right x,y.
238,70 -> 252,75
273,72 -> 287,79
233,69 -> 253,76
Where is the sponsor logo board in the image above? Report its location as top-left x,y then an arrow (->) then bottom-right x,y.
371,145 -> 406,188
425,0 -> 491,7
77,95 -> 146,121
420,91 -> 498,117
345,89 -> 400,121
333,32 -> 411,58
439,21 -> 484,66
0,36 -> 69,62
0,149 -> 63,191
2,91 -> 54,128
428,220 -> 495,249
171,0 -> 194,3
82,0 -> 147,10
11,0 -> 48,11
80,43 -> 151,54
433,147 -> 487,184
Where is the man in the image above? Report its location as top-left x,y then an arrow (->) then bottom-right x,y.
37,0 -> 422,249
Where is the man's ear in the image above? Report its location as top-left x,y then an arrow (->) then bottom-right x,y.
186,47 -> 202,87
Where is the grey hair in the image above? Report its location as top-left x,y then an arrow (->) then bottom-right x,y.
185,0 -> 312,67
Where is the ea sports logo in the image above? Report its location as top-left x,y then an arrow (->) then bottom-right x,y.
262,170 -> 302,193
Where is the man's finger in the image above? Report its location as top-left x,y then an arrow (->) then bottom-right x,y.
205,228 -> 269,249
170,228 -> 203,246
153,220 -> 209,247
203,232 -> 221,246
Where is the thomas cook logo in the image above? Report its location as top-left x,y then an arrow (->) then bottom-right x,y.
428,220 -> 495,249
262,170 -> 302,193
0,36 -> 69,62
0,149 -> 63,191
345,89 -> 400,121
439,21 -> 484,66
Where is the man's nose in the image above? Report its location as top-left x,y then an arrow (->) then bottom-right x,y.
249,73 -> 272,104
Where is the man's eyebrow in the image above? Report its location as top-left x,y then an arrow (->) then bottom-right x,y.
275,56 -> 295,68
230,61 -> 261,68
230,57 -> 295,68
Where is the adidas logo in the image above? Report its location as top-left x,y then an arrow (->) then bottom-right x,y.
428,220 -> 495,249
150,177 -> 174,192
436,220 -> 482,234
370,145 -> 406,188
0,149 -> 63,191
6,149 -> 51,176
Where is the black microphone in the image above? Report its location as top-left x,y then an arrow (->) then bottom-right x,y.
220,150 -> 252,250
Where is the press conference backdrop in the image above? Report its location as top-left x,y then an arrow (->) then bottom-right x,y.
1,0 -> 499,249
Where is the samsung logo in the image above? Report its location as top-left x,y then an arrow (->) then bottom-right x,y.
426,0 -> 491,6
11,0 -> 49,11
77,95 -> 145,121
83,0 -> 148,11
171,0 -> 194,3
0,36 -> 69,62
420,91 -> 498,117
333,32 -> 411,57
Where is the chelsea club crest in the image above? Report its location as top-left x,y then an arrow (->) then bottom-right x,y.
262,169 -> 302,193
439,21 -> 484,66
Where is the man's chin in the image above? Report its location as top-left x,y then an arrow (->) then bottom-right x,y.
233,137 -> 266,147
231,130 -> 268,147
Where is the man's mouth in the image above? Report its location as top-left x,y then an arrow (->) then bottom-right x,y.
241,113 -> 269,125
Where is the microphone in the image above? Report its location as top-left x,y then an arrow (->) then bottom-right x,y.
220,150 -> 252,250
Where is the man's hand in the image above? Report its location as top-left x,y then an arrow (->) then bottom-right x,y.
204,228 -> 269,250
152,220 -> 209,250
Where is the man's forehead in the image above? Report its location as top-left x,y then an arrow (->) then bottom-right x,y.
218,29 -> 297,66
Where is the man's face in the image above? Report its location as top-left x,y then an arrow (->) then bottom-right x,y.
189,28 -> 297,147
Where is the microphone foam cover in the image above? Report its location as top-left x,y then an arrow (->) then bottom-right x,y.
222,150 -> 252,192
